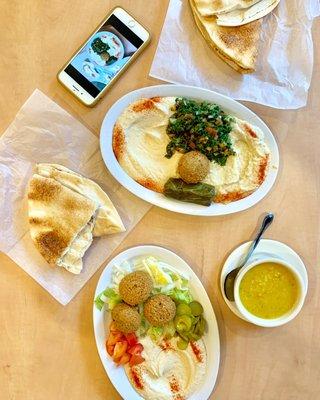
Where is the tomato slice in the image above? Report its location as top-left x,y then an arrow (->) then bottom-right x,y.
117,353 -> 131,365
129,354 -> 145,366
113,341 -> 128,360
106,344 -> 115,357
128,343 -> 144,356
107,332 -> 124,346
109,321 -> 119,333
125,333 -> 138,347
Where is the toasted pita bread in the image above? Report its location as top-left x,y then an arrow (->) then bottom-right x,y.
57,219 -> 94,274
194,0 -> 261,16
190,0 -> 262,73
28,174 -> 97,271
216,0 -> 280,26
36,164 -> 125,236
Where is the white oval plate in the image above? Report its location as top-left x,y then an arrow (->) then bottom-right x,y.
100,85 -> 279,216
93,245 -> 220,400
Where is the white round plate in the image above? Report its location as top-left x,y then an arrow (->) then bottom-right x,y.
220,239 -> 308,321
100,84 -> 279,216
93,245 -> 220,400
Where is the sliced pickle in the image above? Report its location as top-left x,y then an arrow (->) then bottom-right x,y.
174,315 -> 193,332
177,338 -> 189,350
178,332 -> 189,342
188,332 -> 201,341
176,303 -> 192,316
194,316 -> 206,337
163,321 -> 176,339
192,315 -> 200,326
189,301 -> 204,316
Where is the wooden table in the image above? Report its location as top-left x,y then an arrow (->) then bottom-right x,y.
1,1 -> 319,399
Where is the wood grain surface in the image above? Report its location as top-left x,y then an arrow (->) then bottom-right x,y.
0,1 -> 319,399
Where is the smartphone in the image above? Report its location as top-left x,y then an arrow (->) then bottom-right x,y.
57,7 -> 150,106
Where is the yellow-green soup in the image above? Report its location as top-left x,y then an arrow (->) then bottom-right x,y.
239,262 -> 299,319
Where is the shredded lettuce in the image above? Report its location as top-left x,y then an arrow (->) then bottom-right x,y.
94,255 -> 192,312
164,287 -> 193,304
148,326 -> 164,343
94,288 -> 121,311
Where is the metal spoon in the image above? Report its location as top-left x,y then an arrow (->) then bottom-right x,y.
224,212 -> 274,301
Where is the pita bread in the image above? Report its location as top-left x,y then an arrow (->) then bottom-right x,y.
216,0 -> 280,26
57,219 -> 94,274
194,0 -> 261,16
35,164 -> 125,236
190,0 -> 262,73
28,174 -> 97,271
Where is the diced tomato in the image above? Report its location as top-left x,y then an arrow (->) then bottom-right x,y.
129,354 -> 145,366
113,341 -> 128,360
113,356 -> 121,365
109,321 -> 119,333
125,333 -> 138,347
107,332 -> 124,346
128,343 -> 143,356
117,353 -> 131,365
106,344 -> 115,357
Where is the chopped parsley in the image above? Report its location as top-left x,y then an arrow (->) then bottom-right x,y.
165,98 -> 235,166
91,38 -> 110,54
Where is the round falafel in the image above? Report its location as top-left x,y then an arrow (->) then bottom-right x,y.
144,294 -> 176,327
178,151 -> 210,184
111,302 -> 141,333
119,271 -> 153,306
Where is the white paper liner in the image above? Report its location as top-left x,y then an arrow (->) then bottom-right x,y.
0,89 -> 151,305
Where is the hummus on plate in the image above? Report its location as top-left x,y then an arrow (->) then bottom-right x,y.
113,97 -> 270,203
125,336 -> 206,400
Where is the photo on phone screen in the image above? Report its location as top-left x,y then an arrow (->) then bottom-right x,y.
64,14 -> 144,98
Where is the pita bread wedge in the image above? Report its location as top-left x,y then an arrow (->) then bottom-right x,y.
190,0 -> 262,73
28,174 -> 97,273
194,0 -> 261,16
216,0 -> 280,26
35,164 -> 125,236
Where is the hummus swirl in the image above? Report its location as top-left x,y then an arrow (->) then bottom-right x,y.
125,336 -> 206,400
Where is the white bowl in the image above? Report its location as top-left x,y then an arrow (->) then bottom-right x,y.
234,258 -> 306,327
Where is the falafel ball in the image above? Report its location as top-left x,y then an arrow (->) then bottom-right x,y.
144,294 -> 176,327
178,151 -> 210,184
111,302 -> 141,333
119,271 -> 153,306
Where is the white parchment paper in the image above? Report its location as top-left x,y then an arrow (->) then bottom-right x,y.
0,89 -> 151,305
150,0 -> 320,109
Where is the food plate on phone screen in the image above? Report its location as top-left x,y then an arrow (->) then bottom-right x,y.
100,85 -> 279,216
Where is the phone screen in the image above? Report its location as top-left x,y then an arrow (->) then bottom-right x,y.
64,14 -> 144,98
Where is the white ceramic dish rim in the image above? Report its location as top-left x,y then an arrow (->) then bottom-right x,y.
234,257 -> 306,327
100,84 -> 279,216
93,245 -> 220,400
220,239 -> 309,322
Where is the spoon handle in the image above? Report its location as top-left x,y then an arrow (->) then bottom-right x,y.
239,213 -> 274,268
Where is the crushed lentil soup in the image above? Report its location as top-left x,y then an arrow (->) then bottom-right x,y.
239,262 -> 299,319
